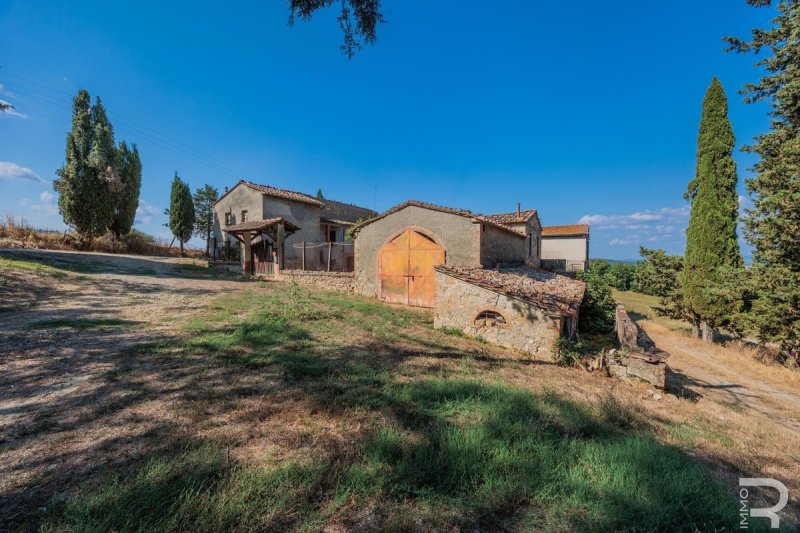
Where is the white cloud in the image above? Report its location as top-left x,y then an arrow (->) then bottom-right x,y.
610,238 -> 634,246
20,189 -> 58,215
135,201 -> 162,226
0,161 -> 47,183
582,206 -> 689,250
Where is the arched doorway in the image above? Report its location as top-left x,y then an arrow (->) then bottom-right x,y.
379,228 -> 445,308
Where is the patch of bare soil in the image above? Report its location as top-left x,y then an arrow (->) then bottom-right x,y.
640,320 -> 800,433
0,254 -> 247,526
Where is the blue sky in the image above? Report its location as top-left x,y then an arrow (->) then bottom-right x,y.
0,1 -> 773,259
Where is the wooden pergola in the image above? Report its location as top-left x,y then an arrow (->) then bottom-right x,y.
223,217 -> 300,275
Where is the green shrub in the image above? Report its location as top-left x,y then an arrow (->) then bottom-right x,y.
577,268 -> 616,334
553,337 -> 587,367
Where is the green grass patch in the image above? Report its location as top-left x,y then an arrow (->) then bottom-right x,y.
40,378 -> 742,532
35,283 -> 749,531
27,317 -> 140,331
612,289 -> 691,332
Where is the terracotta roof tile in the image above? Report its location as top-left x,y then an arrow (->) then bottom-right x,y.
435,265 -> 585,317
214,180 -> 324,207
353,200 -> 526,238
485,209 -> 538,225
223,217 -> 300,233
542,224 -> 590,237
242,181 -> 324,206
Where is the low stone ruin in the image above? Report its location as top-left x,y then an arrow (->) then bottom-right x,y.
608,305 -> 670,388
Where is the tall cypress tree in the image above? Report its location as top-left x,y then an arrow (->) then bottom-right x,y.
726,0 -> 800,364
169,173 -> 195,255
55,90 -> 110,237
55,90 -> 139,239
682,78 -> 743,343
110,142 -> 142,238
192,184 -> 219,257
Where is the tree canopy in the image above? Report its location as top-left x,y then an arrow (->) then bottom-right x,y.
289,0 -> 384,59
726,0 -> 800,363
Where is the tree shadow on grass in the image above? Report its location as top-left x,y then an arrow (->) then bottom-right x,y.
1,281 -> 783,532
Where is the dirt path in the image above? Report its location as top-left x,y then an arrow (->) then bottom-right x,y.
0,249 -> 253,523
640,320 -> 800,433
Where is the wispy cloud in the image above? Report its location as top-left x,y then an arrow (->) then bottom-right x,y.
0,161 -> 48,184
21,189 -> 58,215
135,202 -> 162,226
579,206 -> 690,248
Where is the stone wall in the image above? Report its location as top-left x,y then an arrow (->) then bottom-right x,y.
478,223 -> 528,268
354,206 -> 481,298
279,270 -> 355,293
434,270 -> 561,359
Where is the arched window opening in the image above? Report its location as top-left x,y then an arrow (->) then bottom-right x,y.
475,310 -> 506,327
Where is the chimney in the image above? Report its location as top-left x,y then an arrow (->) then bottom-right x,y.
516,202 -> 521,217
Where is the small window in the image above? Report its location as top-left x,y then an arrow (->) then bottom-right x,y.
475,310 -> 506,327
241,210 -> 248,222
224,212 -> 233,226
329,229 -> 337,242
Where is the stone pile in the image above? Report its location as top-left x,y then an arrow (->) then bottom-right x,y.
609,305 -> 670,388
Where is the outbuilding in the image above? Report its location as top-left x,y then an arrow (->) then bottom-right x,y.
434,265 -> 585,358
352,201 -> 538,308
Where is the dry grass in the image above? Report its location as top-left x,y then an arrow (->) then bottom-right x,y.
1,257 -> 798,531
0,214 -> 203,258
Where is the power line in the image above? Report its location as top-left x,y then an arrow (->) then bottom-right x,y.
2,72 -> 257,180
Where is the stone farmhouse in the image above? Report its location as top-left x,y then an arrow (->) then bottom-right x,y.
215,185 -> 588,358
211,180 -> 376,274
541,224 -> 590,273
351,200 -> 585,357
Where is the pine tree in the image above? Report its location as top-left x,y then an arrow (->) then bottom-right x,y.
109,142 -> 142,238
682,78 -> 743,343
192,184 -> 219,257
169,173 -> 195,255
726,0 -> 800,364
316,188 -> 324,199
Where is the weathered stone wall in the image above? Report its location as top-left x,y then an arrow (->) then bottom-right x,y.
212,184 -> 264,246
434,270 -> 561,359
321,198 -> 376,223
279,270 -> 355,293
262,196 -> 324,268
354,206 -> 481,298
610,305 -> 669,388
503,218 -> 543,268
478,223 -> 528,268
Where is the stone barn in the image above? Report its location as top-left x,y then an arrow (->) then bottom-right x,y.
352,201 -> 542,308
434,266 -> 585,358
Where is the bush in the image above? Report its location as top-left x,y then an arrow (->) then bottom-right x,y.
577,268 -> 616,334
552,337 -> 587,367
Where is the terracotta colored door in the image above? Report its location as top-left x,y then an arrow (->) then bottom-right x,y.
379,229 -> 445,308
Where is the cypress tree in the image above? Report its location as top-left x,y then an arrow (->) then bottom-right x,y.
55,90 -> 108,237
110,142 -> 142,238
55,90 -> 138,239
192,184 -> 219,257
726,0 -> 800,364
169,173 -> 195,255
681,78 -> 743,343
